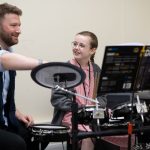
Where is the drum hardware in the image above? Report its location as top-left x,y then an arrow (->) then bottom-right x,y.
31,62 -> 107,150
54,85 -> 101,150
54,85 -> 99,104
31,62 -> 88,150
135,95 -> 148,123
93,108 -> 105,119
95,98 -> 104,129
29,124 -> 69,139
100,115 -> 136,130
101,122 -> 131,130
78,105 -> 105,125
112,102 -> 148,124
112,103 -> 134,119
29,124 -> 69,150
109,117 -> 125,123
110,94 -> 149,131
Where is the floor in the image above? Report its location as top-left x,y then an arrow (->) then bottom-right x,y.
45,142 -> 67,150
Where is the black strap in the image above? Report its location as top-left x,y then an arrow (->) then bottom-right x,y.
75,59 -> 91,98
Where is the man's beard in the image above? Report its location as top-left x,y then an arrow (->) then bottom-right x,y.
0,28 -> 18,47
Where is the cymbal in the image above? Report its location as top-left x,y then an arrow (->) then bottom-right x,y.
31,62 -> 86,89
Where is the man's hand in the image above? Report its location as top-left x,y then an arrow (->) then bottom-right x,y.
15,109 -> 34,127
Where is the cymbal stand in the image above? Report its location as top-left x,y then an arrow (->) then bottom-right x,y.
127,92 -> 135,150
96,99 -> 100,127
94,98 -> 102,132
54,85 -> 99,104
71,94 -> 78,150
135,94 -> 148,123
54,85 -> 99,150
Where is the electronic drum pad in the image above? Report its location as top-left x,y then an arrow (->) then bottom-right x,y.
31,62 -> 86,89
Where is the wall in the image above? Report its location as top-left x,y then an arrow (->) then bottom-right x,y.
1,0 -> 150,123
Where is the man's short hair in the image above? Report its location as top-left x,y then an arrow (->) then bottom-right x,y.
0,3 -> 22,20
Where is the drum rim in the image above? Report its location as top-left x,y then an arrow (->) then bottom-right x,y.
112,102 -> 136,110
31,62 -> 86,89
30,123 -> 69,130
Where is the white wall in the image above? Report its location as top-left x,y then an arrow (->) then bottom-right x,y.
1,0 -> 150,123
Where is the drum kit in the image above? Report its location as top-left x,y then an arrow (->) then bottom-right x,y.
30,62 -> 150,150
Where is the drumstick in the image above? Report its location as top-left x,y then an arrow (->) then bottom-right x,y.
93,73 -> 101,129
93,72 -> 100,99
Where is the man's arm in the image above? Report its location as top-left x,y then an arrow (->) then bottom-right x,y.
0,52 -> 46,70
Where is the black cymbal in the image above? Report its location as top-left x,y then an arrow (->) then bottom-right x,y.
31,62 -> 86,89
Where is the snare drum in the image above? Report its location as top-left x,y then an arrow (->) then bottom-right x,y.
29,123 -> 69,142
